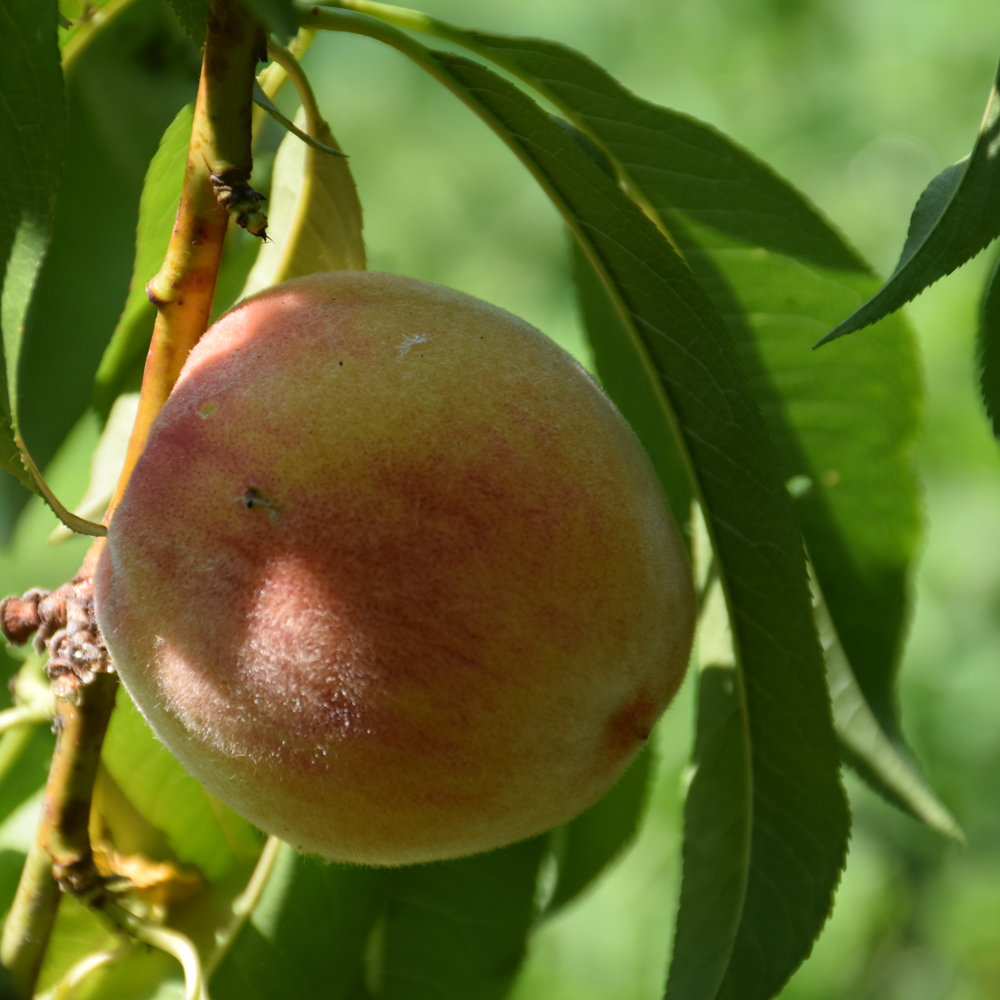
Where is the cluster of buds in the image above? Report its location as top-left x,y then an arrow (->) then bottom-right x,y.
0,578 -> 112,699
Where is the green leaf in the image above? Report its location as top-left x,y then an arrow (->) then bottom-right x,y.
49,392 -> 138,543
545,744 -> 654,916
1,0 -> 200,539
251,83 -> 350,157
0,0 -> 65,496
246,0 -> 298,39
305,13 -> 849,997
102,690 -> 261,881
667,576 -> 750,1000
93,103 -> 193,419
819,591 -> 962,843
817,58 -> 1000,345
979,249 -> 1000,440
212,843 -> 387,1000
241,106 -> 365,298
571,240 -> 692,535
378,838 -> 548,1000
428,26 -> 937,830
166,0 -> 207,47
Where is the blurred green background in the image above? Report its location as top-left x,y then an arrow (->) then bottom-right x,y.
4,0 -> 1000,997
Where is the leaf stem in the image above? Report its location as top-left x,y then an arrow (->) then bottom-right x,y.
204,835 -> 283,980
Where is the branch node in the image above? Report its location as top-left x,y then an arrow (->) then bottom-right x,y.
211,169 -> 268,237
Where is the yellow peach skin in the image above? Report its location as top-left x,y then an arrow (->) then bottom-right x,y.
94,271 -> 695,865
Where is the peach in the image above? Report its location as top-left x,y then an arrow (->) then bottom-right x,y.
94,271 -> 694,865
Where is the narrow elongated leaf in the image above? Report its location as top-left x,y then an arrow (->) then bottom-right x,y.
979,249 -> 1000,439
0,0 -> 65,495
667,576 -> 750,999
306,14 -> 848,998
378,838 -> 548,1000
1,0 -> 199,538
545,745 -> 653,916
816,59 -> 1000,345
416,25 -> 944,834
252,84 -> 350,156
571,241 -> 692,533
212,843 -> 387,1000
423,21 -> 917,732
241,106 -> 365,298
818,592 -> 962,842
93,104 -> 193,418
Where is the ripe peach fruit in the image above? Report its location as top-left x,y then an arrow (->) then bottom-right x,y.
94,271 -> 695,865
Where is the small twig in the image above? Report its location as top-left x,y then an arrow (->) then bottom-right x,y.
107,0 -> 266,526
35,942 -> 130,1000
0,701 -> 53,736
111,907 -> 208,1000
204,836 -> 283,979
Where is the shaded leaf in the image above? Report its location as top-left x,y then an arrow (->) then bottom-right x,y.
93,104 -> 193,418
166,0 -> 207,47
432,23 -> 917,732
1,0 -> 200,539
817,59 -> 1000,345
431,27 -> 933,831
305,15 -> 849,997
571,240 -> 692,535
545,744 -> 653,916
379,838 -> 548,1000
245,0 -> 297,40
241,106 -> 365,298
211,843 -> 387,1000
0,0 -> 65,497
978,248 -> 1000,439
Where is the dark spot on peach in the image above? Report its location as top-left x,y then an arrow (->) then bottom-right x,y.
606,690 -> 659,753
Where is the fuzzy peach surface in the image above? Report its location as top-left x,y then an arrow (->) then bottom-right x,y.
95,271 -> 695,865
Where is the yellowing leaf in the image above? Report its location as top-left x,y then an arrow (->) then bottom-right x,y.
242,108 -> 365,298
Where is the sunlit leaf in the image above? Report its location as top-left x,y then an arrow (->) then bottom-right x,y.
819,592 -> 962,842
241,107 -> 365,299
49,393 -> 138,544
1,0 -> 199,539
102,690 -> 261,882
817,59 -> 1000,345
0,0 -> 65,498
